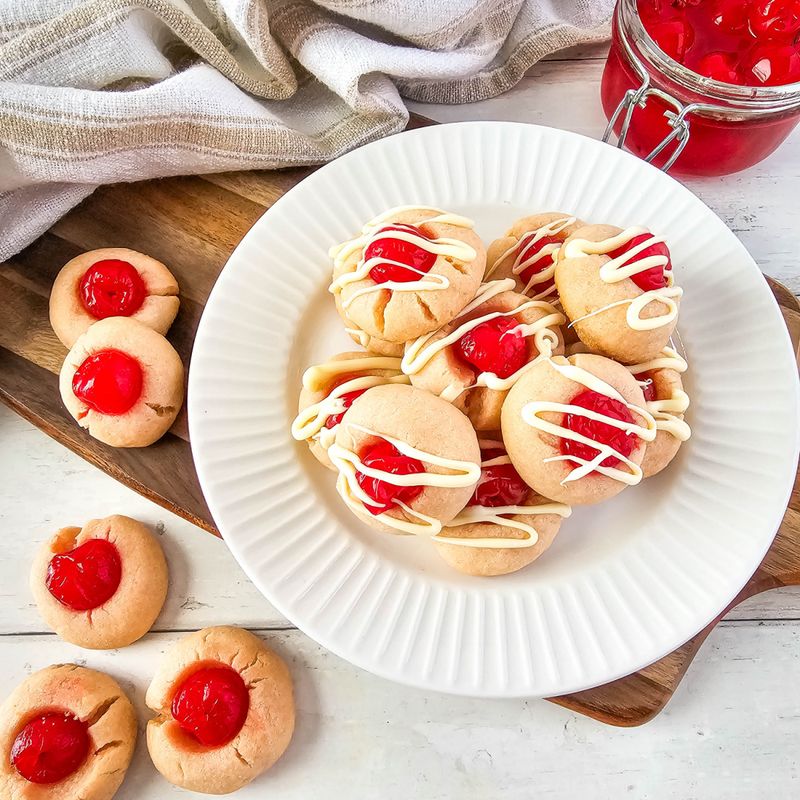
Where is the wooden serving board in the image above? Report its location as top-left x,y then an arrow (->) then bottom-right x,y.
1,116 -> 799,727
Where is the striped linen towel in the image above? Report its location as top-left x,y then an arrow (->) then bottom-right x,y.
0,0 -> 612,261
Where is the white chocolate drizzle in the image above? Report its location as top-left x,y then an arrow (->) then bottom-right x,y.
344,327 -> 370,348
626,347 -> 691,442
291,356 -> 409,444
486,216 -> 576,299
328,206 -> 477,309
401,279 -> 565,401
441,444 -> 572,548
328,423 -> 481,539
562,226 -> 683,331
520,357 -> 657,486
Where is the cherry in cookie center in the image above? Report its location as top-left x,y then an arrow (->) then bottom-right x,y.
72,349 -> 143,416
355,440 -> 425,515
79,259 -> 146,320
561,390 -> 638,469
171,664 -> 250,748
365,223 -> 437,284
45,537 -> 122,612
11,710 -> 90,785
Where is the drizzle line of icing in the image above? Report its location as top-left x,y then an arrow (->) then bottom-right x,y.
328,206 -> 477,309
626,347 -> 691,442
401,279 -> 565,400
520,357 -> 657,486
292,357 -> 409,443
441,444 -> 572,547
486,216 -> 576,299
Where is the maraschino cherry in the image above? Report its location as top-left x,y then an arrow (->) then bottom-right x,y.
561,390 -> 637,469
517,234 -> 560,293
454,316 -> 528,379
356,440 -> 424,515
635,372 -> 658,402
745,43 -> 800,85
365,224 -> 437,284
748,0 -> 800,40
171,665 -> 250,748
696,51 -> 741,82
470,451 -> 529,507
46,538 -> 122,611
72,350 -> 143,415
607,234 -> 672,292
79,260 -> 146,320
11,711 -> 90,784
324,375 -> 368,430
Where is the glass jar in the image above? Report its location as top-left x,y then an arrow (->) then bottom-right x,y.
601,0 -> 800,176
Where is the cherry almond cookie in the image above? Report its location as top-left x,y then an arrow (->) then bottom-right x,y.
556,224 -> 682,363
31,515 -> 168,649
328,383 -> 481,537
50,247 -> 179,348
0,665 -> 136,800
59,316 -> 184,447
146,626 -> 294,795
502,353 -> 657,505
329,205 -> 486,345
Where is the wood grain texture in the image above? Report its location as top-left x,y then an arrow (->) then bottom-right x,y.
1,113 -> 798,727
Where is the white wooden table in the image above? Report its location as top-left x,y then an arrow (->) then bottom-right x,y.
2,45 -> 799,799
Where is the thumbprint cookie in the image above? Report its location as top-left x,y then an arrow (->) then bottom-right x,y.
435,435 -> 571,576
328,383 -> 481,537
50,247 -> 179,348
501,353 -> 657,505
329,205 -> 486,344
59,316 -> 184,447
402,278 -> 565,430
292,352 -> 410,469
0,664 -> 136,800
146,626 -> 294,795
628,347 -> 691,478
485,212 -> 584,300
30,515 -> 168,649
555,224 -> 682,363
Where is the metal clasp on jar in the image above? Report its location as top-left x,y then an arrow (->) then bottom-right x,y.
603,76 -> 695,172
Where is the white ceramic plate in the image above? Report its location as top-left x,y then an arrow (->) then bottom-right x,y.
188,121 -> 799,698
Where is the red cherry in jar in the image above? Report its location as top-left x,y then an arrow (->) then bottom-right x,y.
355,440 -> 424,515
748,0 -> 800,40
365,224 -> 437,285
79,260 -> 146,320
745,43 -> 800,86
606,233 -> 672,292
517,234 -> 560,293
171,665 -> 250,748
454,316 -> 528,379
696,51 -> 741,82
46,538 -> 122,611
561,390 -> 637,470
72,350 -> 143,415
470,457 -> 529,508
649,18 -> 695,61
711,0 -> 750,34
11,711 -> 90,784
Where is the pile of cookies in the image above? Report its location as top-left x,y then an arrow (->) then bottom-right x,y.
50,248 -> 184,447
0,516 -> 295,797
293,206 -> 691,576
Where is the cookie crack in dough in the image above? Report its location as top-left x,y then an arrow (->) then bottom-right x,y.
94,740 -> 124,756
86,695 -> 120,726
145,402 -> 176,417
413,294 -> 436,323
444,255 -> 468,275
232,745 -> 253,769
373,290 -> 390,335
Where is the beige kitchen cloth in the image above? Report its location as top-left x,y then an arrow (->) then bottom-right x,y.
0,0 -> 612,261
